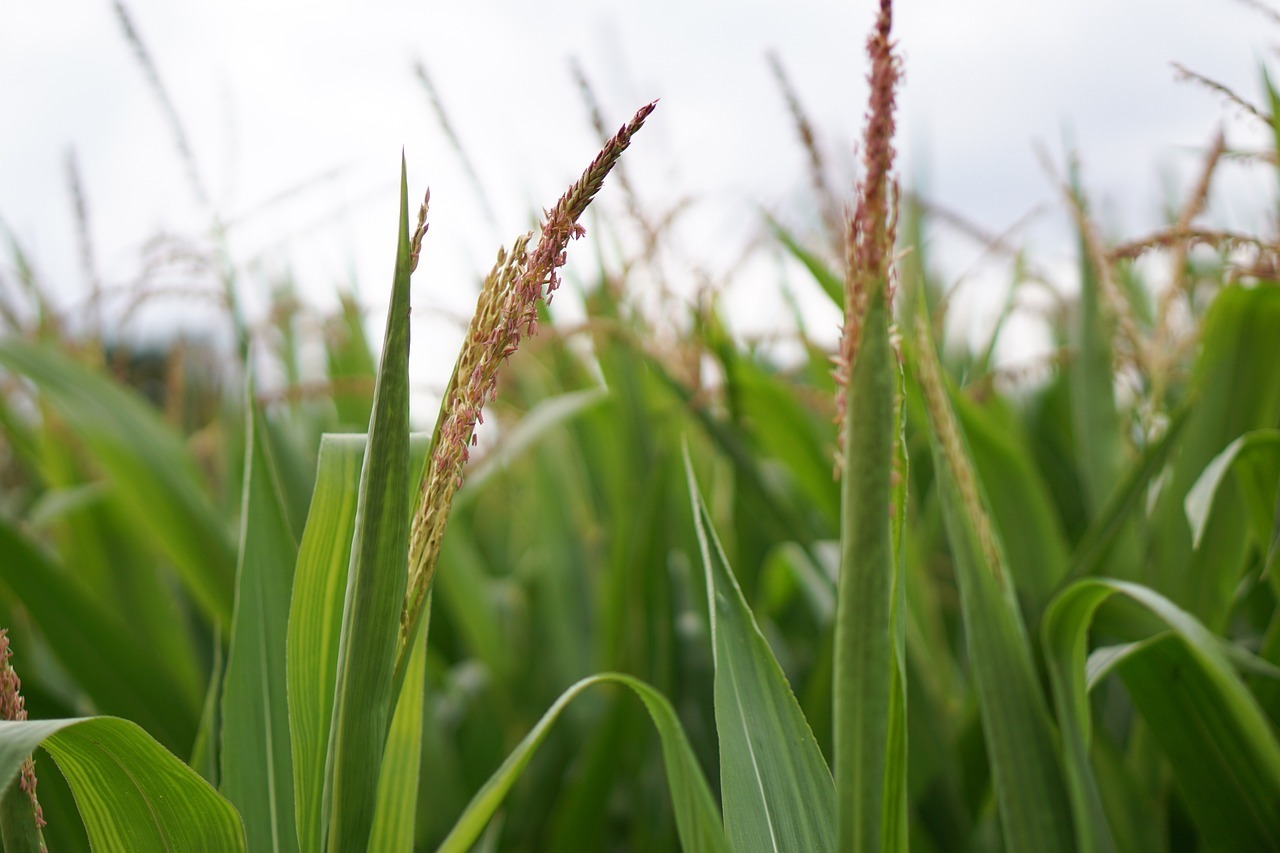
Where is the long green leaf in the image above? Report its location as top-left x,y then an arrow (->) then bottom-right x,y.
287,434 -> 363,853
834,281 -> 902,852
0,339 -> 236,624
287,431 -> 432,852
913,316 -> 1076,851
220,397 -> 299,852
685,449 -> 836,853
0,717 -> 245,851
437,673 -> 729,853
321,156 -> 415,852
368,591 -> 431,851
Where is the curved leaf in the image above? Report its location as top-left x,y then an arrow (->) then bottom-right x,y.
1043,578 -> 1280,852
437,673 -> 728,853
0,717 -> 245,851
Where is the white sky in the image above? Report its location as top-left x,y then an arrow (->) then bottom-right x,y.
2,1 -> 1276,412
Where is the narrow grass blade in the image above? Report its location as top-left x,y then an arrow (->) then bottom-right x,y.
0,717 -> 245,851
321,155 -> 415,852
437,673 -> 729,853
685,448 -> 836,853
913,315 -> 1076,851
834,281 -> 901,852
767,217 -> 843,306
0,339 -> 236,624
368,592 -> 431,851
0,518 -> 199,751
220,397 -> 299,852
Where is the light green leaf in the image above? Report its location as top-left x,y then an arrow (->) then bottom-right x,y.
1184,430 -> 1280,550
0,717 -> 245,852
685,448 -> 836,853
288,434 -> 363,853
288,430 -> 434,852
321,155 -> 415,852
437,673 -> 729,853
220,396 -> 299,852
368,591 -> 431,851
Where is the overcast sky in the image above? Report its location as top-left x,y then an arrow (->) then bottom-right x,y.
2,1 -> 1276,404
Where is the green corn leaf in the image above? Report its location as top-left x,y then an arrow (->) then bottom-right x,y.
1150,284 -> 1280,627
913,315 -> 1076,852
1044,577 -> 1280,853
1183,430 -> 1280,552
436,673 -> 729,853
0,339 -> 236,625
0,717 -> 245,851
685,447 -> 836,853
321,155 -> 415,852
367,591 -> 431,852
219,394 -> 299,852
767,217 -> 843,307
288,429 -> 434,851
287,433 -> 363,853
834,281 -> 905,853
1118,633 -> 1280,850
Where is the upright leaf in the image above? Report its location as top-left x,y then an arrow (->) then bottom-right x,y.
834,281 -> 902,852
913,315 -> 1075,851
220,396 -> 299,852
685,450 -> 836,853
321,156 -> 415,852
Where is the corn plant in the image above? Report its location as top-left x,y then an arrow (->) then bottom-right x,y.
4,0 -> 1280,850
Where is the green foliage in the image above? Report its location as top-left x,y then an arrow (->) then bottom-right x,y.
4,17 -> 1280,853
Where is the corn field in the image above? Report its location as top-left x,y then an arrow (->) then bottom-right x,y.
3,1 -> 1280,850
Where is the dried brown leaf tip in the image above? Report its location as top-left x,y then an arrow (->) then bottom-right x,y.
835,0 -> 902,460
409,187 -> 431,274
1,629 -> 48,838
400,101 -> 657,648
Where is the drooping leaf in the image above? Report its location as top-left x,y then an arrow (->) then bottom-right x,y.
1044,577 -> 1280,853
0,717 -> 245,852
436,673 -> 729,853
